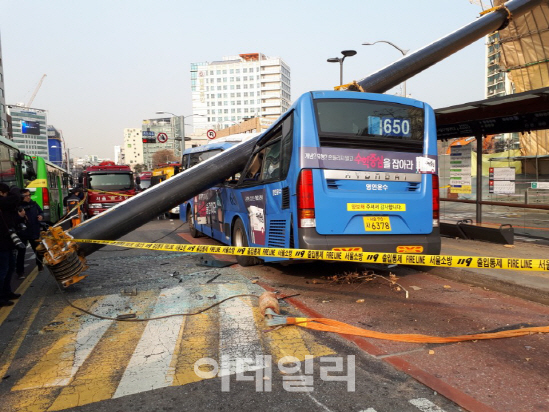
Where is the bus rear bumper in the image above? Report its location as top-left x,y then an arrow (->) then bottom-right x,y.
297,227 -> 441,255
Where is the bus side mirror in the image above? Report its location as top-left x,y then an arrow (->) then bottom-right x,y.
136,176 -> 141,184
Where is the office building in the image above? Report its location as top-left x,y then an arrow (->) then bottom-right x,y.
8,106 -> 49,159
123,128 -> 143,169
47,125 -> 64,167
84,154 -> 100,164
141,118 -> 180,169
0,35 -> 6,139
190,53 -> 291,141
484,31 -> 518,152
485,32 -> 511,99
114,145 -> 124,165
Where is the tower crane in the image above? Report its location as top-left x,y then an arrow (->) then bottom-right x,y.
26,74 -> 47,108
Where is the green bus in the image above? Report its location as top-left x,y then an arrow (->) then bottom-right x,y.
27,156 -> 71,224
0,135 -> 36,189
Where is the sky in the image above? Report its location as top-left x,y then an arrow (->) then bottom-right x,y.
1,0 -> 489,159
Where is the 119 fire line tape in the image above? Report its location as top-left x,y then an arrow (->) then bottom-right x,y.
69,238 -> 549,272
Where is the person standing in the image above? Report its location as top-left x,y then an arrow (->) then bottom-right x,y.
64,187 -> 83,227
16,189 -> 44,279
0,183 -> 23,306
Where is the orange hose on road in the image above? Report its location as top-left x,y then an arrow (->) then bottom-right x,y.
287,317 -> 549,344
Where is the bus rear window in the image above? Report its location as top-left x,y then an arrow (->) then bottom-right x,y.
189,149 -> 223,168
314,99 -> 424,152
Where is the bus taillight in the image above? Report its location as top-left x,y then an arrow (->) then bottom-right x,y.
432,174 -> 439,227
297,169 -> 316,228
42,187 -> 50,209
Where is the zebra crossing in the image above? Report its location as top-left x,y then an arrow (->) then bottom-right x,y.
361,398 -> 449,412
3,282 -> 334,412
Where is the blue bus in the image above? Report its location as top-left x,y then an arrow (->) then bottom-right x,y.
181,91 -> 440,266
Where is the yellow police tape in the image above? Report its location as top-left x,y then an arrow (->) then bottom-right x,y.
88,189 -> 134,197
68,238 -> 549,272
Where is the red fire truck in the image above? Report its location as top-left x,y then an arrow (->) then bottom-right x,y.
137,171 -> 152,192
78,161 -> 136,218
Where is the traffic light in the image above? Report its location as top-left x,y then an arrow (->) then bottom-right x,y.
142,137 -> 156,144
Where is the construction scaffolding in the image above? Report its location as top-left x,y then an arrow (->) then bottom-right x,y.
496,0 -> 549,155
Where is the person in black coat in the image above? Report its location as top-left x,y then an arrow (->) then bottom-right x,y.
16,189 -> 44,279
0,183 -> 24,306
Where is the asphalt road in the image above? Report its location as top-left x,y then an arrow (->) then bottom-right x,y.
0,219 -> 461,412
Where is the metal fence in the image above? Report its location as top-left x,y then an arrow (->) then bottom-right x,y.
438,139 -> 549,241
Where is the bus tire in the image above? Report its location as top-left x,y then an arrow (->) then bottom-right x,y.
187,208 -> 199,238
232,219 -> 261,267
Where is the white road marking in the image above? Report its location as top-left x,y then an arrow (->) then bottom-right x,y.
409,398 -> 447,412
56,294 -> 129,386
113,286 -> 190,398
217,286 -> 265,377
306,390 -> 334,411
18,294 -> 129,389
359,399 -> 448,412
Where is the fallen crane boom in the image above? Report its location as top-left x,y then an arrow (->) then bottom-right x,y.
356,0 -> 545,93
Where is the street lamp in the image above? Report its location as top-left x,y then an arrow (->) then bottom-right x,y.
362,40 -> 409,97
327,50 -> 357,86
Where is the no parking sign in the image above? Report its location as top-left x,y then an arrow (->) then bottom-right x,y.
157,133 -> 168,143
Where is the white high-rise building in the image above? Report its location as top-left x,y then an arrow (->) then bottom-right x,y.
123,128 -> 143,169
190,53 -> 291,139
114,145 -> 124,165
485,32 -> 513,99
485,32 -> 519,152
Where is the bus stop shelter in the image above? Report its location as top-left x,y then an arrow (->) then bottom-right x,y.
435,86 -> 549,242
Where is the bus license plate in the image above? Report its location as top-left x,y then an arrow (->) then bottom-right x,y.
363,216 -> 391,231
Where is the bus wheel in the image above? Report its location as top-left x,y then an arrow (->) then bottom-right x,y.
233,219 -> 261,267
187,209 -> 199,238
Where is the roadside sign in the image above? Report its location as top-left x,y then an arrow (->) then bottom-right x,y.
157,133 -> 168,143
207,129 -> 216,140
531,182 -> 549,189
490,167 -> 515,181
489,167 -> 516,194
449,146 -> 472,194
143,131 -> 155,137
